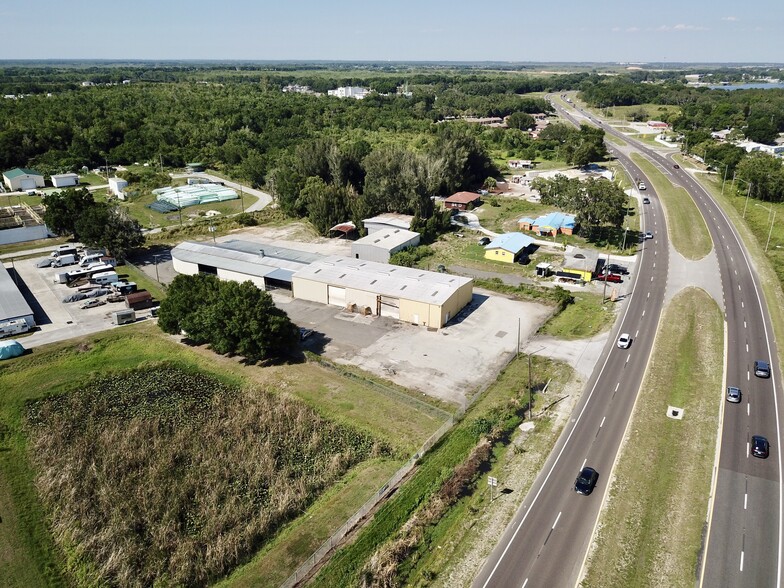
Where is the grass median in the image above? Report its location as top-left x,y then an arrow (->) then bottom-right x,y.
631,153 -> 713,260
581,287 -> 723,588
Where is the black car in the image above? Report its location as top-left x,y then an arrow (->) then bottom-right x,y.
754,360 -> 771,379
752,435 -> 770,459
574,466 -> 599,495
478,237 -> 491,246
606,263 -> 629,275
673,164 -> 680,169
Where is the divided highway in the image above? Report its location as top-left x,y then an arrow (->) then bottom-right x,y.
473,102 -> 670,588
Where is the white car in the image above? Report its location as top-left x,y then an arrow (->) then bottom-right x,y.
617,333 -> 631,349
644,231 -> 653,240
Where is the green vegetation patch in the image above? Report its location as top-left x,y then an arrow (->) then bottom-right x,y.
538,292 -> 616,339
25,364 -> 390,587
631,154 -> 713,260
582,288 -> 723,587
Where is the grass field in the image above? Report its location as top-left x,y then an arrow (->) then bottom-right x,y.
0,323 -> 445,587
631,154 -> 713,260
581,288 -> 723,588
538,292 -> 616,339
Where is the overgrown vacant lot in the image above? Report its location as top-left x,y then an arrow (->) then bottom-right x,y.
24,364 -> 389,587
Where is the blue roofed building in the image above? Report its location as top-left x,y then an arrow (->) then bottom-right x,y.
484,232 -> 535,263
518,212 -> 577,236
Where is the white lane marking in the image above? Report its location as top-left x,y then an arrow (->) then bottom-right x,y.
642,310 -> 646,317
552,511 -> 562,529
653,263 -> 656,268
522,579 -> 529,588
748,403 -> 750,416
748,371 -> 751,381
740,550 -> 745,572
745,493 -> 748,509
599,416 -> 606,428
745,321 -> 747,329
615,383 -> 620,392
747,344 -> 749,353
742,301 -> 745,308
735,270 -> 738,275
747,442 -> 750,458
647,292 -> 650,299
651,276 -> 654,282
635,330 -> 639,337
581,458 -> 587,470
626,354 -> 631,364
738,284 -> 742,292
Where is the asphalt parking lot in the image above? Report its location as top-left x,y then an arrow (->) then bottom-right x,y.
7,256 -> 154,348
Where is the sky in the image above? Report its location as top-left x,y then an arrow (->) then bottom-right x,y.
1,0 -> 782,63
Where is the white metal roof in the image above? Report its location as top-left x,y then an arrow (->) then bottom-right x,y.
362,213 -> 413,230
352,228 -> 420,251
171,240 -> 320,279
293,255 -> 472,306
0,263 -> 34,322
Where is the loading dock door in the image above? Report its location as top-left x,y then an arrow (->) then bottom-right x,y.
327,285 -> 346,307
378,295 -> 400,319
20,178 -> 36,190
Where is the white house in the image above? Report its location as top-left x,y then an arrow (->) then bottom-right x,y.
2,168 -> 45,191
50,173 -> 79,188
328,86 -> 370,99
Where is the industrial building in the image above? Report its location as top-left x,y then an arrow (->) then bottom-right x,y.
50,173 -> 79,188
0,263 -> 35,329
293,256 -> 473,328
171,240 -> 323,292
3,168 -> 45,192
363,213 -> 413,235
350,228 -> 420,263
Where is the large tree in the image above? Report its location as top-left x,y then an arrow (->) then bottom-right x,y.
42,187 -> 96,238
158,274 -> 298,362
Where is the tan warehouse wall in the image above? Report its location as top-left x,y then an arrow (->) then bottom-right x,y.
292,277 -> 329,305
218,268 -> 267,290
172,258 -> 199,276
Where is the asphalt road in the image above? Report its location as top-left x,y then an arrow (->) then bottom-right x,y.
548,97 -> 780,586
573,101 -> 783,588
472,100 -> 670,588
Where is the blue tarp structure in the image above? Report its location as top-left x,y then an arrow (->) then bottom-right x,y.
0,339 -> 25,360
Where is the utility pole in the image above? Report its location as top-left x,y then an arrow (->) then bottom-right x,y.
528,353 -> 533,420
742,183 -> 752,219
152,254 -> 161,284
602,253 -> 610,303
765,210 -> 776,252
721,165 -> 729,195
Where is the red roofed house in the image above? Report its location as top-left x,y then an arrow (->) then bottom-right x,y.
444,191 -> 482,211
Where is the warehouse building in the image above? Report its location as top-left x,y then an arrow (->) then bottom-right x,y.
350,228 -> 420,263
171,240 -> 322,292
293,256 -> 473,328
0,263 -> 35,329
3,168 -> 45,192
50,173 -> 79,188
363,213 -> 413,235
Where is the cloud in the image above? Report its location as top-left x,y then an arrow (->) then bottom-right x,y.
626,26 -> 640,33
721,16 -> 738,21
611,26 -> 621,32
656,23 -> 709,32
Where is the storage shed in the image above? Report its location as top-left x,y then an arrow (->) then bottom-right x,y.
50,173 -> 79,188
292,256 -> 473,329
350,228 -> 421,263
108,177 -> 128,197
362,213 -> 414,235
3,168 -> 45,192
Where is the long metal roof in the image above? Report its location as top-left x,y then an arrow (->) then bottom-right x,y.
293,255 -> 472,306
171,240 -> 321,279
0,263 -> 34,322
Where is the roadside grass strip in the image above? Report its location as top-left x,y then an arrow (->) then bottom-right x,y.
631,153 -> 713,260
581,288 -> 723,588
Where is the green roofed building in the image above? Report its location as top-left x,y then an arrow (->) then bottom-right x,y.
3,168 -> 45,191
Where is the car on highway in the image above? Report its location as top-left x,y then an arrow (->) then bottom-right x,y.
644,231 -> 653,240
617,333 -> 631,349
754,360 -> 771,378
751,435 -> 770,459
638,182 -> 647,190
673,164 -> 680,169
574,467 -> 599,495
726,386 -> 741,403
643,197 -> 650,204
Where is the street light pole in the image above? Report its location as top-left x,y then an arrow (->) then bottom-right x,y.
742,183 -> 752,219
721,165 -> 729,195
152,254 -> 161,284
622,226 -> 629,251
766,210 -> 776,252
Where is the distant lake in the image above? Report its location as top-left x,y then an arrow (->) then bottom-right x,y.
708,82 -> 784,90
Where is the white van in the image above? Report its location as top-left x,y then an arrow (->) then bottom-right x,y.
91,271 -> 119,285
79,253 -> 105,267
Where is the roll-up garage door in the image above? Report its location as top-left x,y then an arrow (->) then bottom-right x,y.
20,178 -> 36,190
327,285 -> 346,307
379,295 -> 400,319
